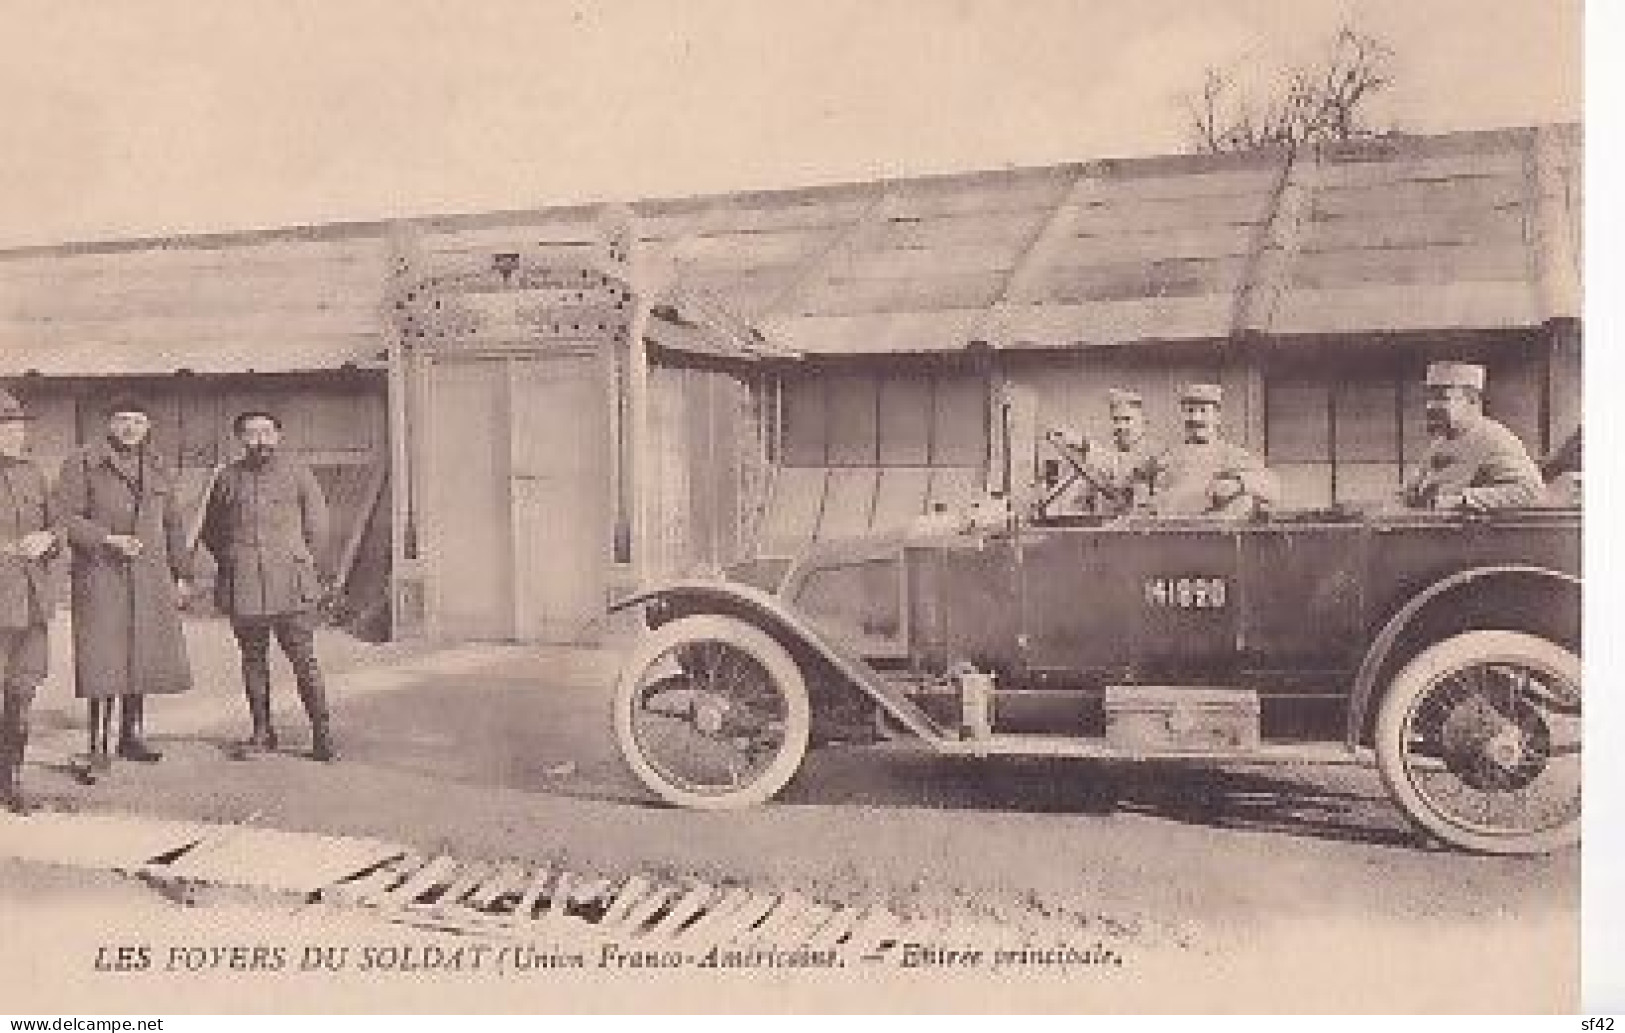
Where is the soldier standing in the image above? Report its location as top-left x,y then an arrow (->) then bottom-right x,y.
1147,383 -> 1280,517
1403,362 -> 1544,512
200,411 -> 338,762
55,398 -> 194,778
0,389 -> 59,814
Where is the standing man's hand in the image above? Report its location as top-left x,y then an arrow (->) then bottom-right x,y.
103,534 -> 143,559
16,530 -> 55,560
174,578 -> 194,607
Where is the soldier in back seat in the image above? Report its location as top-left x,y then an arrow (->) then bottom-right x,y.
1403,362 -> 1544,513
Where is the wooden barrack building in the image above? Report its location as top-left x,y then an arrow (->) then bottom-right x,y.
0,123 -> 1581,644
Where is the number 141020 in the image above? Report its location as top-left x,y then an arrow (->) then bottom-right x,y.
1145,576 -> 1227,610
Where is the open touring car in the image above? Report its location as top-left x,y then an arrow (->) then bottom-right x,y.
608,486 -> 1580,856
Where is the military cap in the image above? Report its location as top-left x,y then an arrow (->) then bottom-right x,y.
1425,361 -> 1486,391
1047,424 -> 1086,448
1179,382 -> 1224,405
1106,388 -> 1144,412
103,395 -> 152,417
0,388 -> 33,423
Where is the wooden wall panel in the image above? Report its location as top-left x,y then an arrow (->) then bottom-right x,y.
13,391 -> 78,470
1334,380 -> 1401,463
1275,462 -> 1333,509
755,466 -> 826,555
1335,462 -> 1400,504
821,467 -> 878,539
780,377 -> 827,466
1484,350 -> 1544,451
825,372 -> 878,465
931,375 -> 987,468
175,389 -> 225,468
1266,380 -> 1330,462
871,467 -> 932,532
877,376 -> 932,464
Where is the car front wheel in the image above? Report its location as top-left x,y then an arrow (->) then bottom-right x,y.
613,614 -> 811,810
1376,630 -> 1580,855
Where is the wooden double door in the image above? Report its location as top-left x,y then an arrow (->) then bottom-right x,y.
423,350 -> 611,642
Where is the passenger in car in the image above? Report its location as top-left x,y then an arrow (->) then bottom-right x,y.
1403,362 -> 1545,513
1145,383 -> 1280,518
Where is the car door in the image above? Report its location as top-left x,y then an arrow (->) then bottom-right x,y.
1019,519 -> 1244,682
1236,521 -> 1370,677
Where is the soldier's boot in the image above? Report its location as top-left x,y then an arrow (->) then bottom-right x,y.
0,721 -> 30,817
231,662 -> 277,758
75,700 -> 113,784
292,659 -> 337,763
115,695 -> 163,763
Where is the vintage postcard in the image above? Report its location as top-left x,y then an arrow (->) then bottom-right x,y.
0,0 -> 1604,1016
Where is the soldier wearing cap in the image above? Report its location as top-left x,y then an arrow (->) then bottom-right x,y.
200,410 -> 339,762
53,396 -> 194,779
0,388 -> 59,814
1146,382 -> 1280,517
1403,362 -> 1543,512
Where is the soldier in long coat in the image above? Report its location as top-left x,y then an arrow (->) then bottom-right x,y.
199,410 -> 337,761
54,398 -> 193,775
0,389 -> 60,813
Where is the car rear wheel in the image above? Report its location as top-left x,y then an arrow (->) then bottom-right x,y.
613,615 -> 811,810
1376,630 -> 1580,855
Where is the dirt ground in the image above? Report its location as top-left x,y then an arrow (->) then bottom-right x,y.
1,616 -> 1582,1013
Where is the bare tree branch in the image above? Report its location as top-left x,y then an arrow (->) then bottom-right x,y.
1179,22 -> 1396,154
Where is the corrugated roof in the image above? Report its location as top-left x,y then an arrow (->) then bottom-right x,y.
0,123 -> 1580,368
0,336 -> 386,376
649,125 -> 1580,354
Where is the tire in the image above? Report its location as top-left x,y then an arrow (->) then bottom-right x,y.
1375,630 -> 1581,855
612,614 -> 811,810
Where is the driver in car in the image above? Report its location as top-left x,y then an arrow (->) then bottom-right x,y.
1145,383 -> 1280,517
1037,389 -> 1159,518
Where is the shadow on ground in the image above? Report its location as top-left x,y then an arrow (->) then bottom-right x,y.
304,673 -> 1423,851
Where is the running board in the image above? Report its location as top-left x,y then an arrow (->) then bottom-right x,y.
926,734 -> 1367,765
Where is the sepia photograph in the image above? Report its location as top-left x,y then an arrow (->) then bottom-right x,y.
0,0 -> 1598,1016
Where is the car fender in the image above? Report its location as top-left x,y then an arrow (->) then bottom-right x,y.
611,579 -> 947,743
1345,564 -> 1580,746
